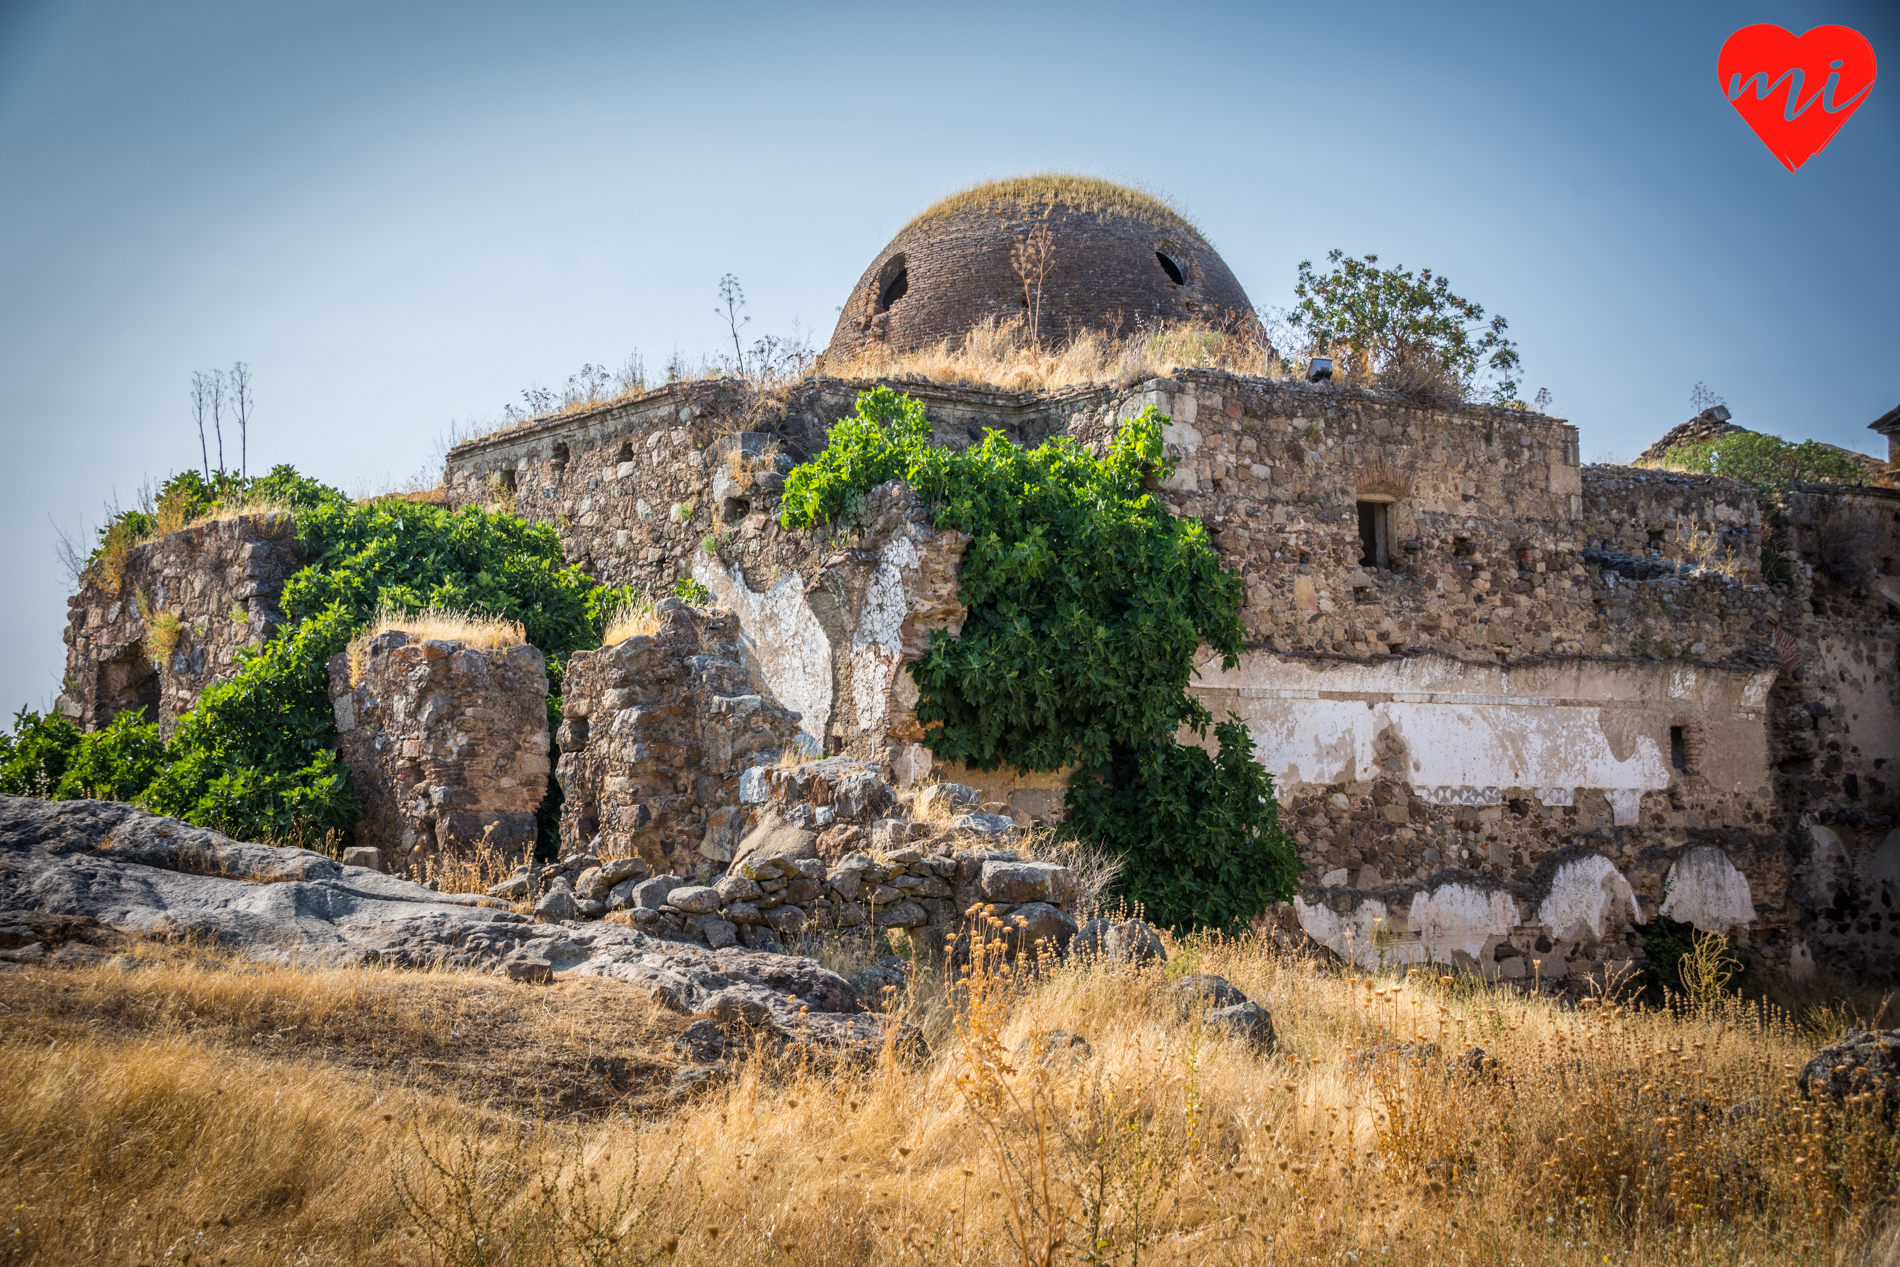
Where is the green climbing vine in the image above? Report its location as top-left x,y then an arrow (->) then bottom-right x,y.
782,386 -> 1301,928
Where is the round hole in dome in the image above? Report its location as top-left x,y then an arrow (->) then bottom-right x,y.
1155,251 -> 1186,285
875,255 -> 909,312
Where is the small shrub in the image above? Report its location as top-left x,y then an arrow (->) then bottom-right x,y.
671,577 -> 714,606
1660,431 -> 1866,493
146,610 -> 183,668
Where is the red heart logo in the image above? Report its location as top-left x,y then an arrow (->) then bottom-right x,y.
1719,25 -> 1877,171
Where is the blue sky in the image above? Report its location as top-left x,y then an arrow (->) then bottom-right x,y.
1,0 -> 1895,714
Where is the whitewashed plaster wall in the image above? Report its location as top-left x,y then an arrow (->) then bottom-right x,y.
693,557 -> 831,752
1191,653 -> 1775,823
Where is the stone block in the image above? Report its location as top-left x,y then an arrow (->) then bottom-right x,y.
341,847 -> 383,873
667,885 -> 722,914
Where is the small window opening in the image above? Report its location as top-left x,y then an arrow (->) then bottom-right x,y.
1357,500 -> 1389,568
1845,773 -> 1861,800
551,441 -> 570,476
1669,726 -> 1688,773
1646,529 -> 1666,550
1156,251 -> 1186,285
616,441 -> 634,463
874,255 -> 909,313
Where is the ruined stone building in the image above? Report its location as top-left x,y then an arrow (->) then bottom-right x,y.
55,177 -> 1900,986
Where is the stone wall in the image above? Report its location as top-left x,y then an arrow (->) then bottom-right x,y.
326,632 -> 550,867
445,372 -> 1900,984
555,600 -> 803,874
58,514 -> 304,739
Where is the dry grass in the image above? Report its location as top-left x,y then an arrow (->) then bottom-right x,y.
346,607 -> 527,685
826,314 -> 1281,394
418,840 -> 521,894
903,174 -> 1203,239
5,929 -> 1898,1266
601,597 -> 660,647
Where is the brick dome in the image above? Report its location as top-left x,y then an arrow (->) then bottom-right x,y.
824,176 -> 1253,362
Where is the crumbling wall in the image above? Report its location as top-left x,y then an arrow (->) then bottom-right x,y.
58,515 -> 304,738
554,600 -> 803,873
327,632 -> 550,867
444,371 -> 1899,982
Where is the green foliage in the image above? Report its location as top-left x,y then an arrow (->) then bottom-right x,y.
1659,431 -> 1866,494
784,387 -> 1246,774
85,464 -> 343,566
1291,250 -> 1521,404
11,466 -> 615,843
0,708 -> 82,797
1065,720 -> 1300,931
782,388 -> 1297,927
672,577 -> 714,606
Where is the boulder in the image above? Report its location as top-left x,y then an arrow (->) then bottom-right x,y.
1799,1030 -> 1900,1116
487,871 -> 534,900
832,770 -> 895,821
730,809 -> 818,880
1105,919 -> 1167,967
341,846 -> 384,873
1168,973 -> 1248,1014
574,866 -> 609,901
1206,1001 -> 1276,1053
872,900 -> 928,928
917,783 -> 980,817
998,901 -> 1078,953
667,885 -> 723,915
850,963 -> 908,1010
978,860 -> 1076,905
1015,1029 -> 1092,1064
716,874 -> 764,904
598,855 -> 648,886
629,875 -> 682,910
534,878 -> 580,924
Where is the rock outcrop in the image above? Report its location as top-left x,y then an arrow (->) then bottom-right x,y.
0,795 -> 915,1058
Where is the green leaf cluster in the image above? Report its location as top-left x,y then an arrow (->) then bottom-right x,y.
781,388 -> 1300,927
1291,250 -> 1521,404
10,469 -> 615,844
1659,431 -> 1866,494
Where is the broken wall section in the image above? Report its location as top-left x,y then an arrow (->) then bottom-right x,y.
555,600 -> 804,874
327,633 -> 550,868
59,515 -> 304,739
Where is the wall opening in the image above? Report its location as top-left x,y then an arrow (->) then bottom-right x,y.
98,644 -> 159,727
1647,528 -> 1666,550
551,441 -> 569,477
875,255 -> 908,313
1357,501 -> 1389,568
616,440 -> 634,463
1669,726 -> 1688,773
1155,251 -> 1186,285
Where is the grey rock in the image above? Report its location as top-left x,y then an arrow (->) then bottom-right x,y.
729,809 -> 817,880
1205,1001 -> 1276,1053
851,964 -> 908,1010
629,876 -> 680,910
764,905 -> 808,935
1105,919 -> 1167,966
677,1017 -> 726,1062
0,795 -> 923,1063
916,783 -> 980,816
341,846 -> 384,873
598,856 -> 648,885
504,955 -> 554,983
996,901 -> 1078,953
487,872 -> 534,900
872,899 -> 928,928
825,868 -> 862,902
692,916 -> 738,950
575,898 -> 606,920
869,818 -> 911,852
723,900 -> 763,925
740,924 -> 783,954
534,878 -> 580,924
705,988 -> 773,1027
667,885 -> 722,915
716,874 -> 764,904
953,813 -> 1016,837
1071,918 -> 1113,958
1168,973 -> 1248,1014
1800,1030 -> 1900,1116
978,860 -> 1076,905
574,866 -> 609,901
832,770 -> 894,821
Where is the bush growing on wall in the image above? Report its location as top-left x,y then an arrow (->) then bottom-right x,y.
782,387 -> 1301,927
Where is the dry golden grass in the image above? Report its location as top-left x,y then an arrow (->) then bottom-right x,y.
346,607 -> 527,684
826,314 -> 1280,394
903,174 -> 1203,238
601,597 -> 660,647
5,928 -> 1898,1266
418,840 -> 521,894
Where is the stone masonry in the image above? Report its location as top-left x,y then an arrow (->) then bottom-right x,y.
327,631 -> 551,867
58,514 -> 304,739
448,369 -> 1897,986
555,599 -> 803,873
